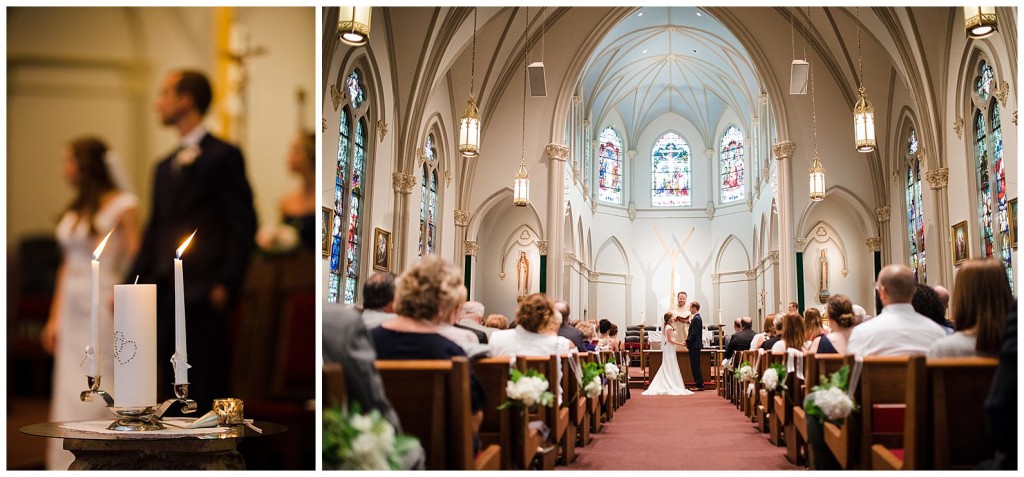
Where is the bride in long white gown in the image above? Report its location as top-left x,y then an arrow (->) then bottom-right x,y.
642,313 -> 693,396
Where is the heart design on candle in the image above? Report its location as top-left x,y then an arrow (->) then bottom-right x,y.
113,331 -> 138,365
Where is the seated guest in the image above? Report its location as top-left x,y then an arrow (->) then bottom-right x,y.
847,264 -> 946,356
933,284 -> 956,330
575,321 -> 598,351
370,256 -> 486,437
751,315 -> 776,350
553,301 -> 586,350
787,301 -> 801,315
803,308 -> 826,351
982,303 -> 1016,469
597,319 -> 614,349
483,314 -> 508,330
606,324 -> 622,351
811,294 -> 856,354
359,272 -> 397,329
759,314 -> 782,351
771,312 -> 805,353
852,304 -> 868,324
458,300 -> 492,342
929,259 -> 1012,358
913,283 -> 953,335
724,317 -> 755,360
490,293 -> 574,357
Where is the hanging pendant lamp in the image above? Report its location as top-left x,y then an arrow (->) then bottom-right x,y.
513,7 -> 530,207
338,7 -> 371,46
459,8 -> 481,157
852,7 -> 876,153
964,7 -> 998,39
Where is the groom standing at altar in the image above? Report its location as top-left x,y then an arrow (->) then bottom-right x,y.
685,302 -> 705,391
130,70 -> 257,411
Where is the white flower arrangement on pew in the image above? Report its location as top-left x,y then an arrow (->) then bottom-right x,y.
580,361 -> 604,399
761,362 -> 787,392
498,368 -> 554,410
734,361 -> 755,382
322,403 -> 419,470
604,356 -> 620,380
803,365 -> 858,424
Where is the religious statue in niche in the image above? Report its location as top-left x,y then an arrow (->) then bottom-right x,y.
817,249 -> 831,304
516,251 -> 530,299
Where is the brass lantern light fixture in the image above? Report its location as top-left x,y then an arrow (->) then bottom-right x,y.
513,7 -> 530,207
852,8 -> 875,153
809,51 -> 826,202
964,6 -> 998,39
458,8 -> 481,157
338,7 -> 371,46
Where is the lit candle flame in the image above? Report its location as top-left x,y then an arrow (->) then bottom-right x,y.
93,229 -> 115,261
176,230 -> 197,259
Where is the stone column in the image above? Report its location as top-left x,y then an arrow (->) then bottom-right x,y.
546,143 -> 569,300
454,209 -> 470,268
875,205 -> 891,266
772,141 -> 796,307
866,237 -> 882,281
925,167 -> 951,286
391,172 -> 416,271
464,240 -> 479,298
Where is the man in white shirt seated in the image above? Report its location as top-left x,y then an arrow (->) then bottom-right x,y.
847,264 -> 946,356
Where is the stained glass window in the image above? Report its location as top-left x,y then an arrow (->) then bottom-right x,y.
991,102 -> 1012,288
651,132 -> 691,207
419,134 -> 439,257
720,126 -> 745,203
975,111 -> 994,260
975,61 -> 994,102
905,128 -> 926,283
598,127 -> 623,204
584,126 -> 593,196
347,70 -> 365,110
329,69 -> 373,305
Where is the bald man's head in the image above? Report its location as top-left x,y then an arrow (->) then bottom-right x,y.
933,285 -> 950,311
877,264 -> 917,304
553,301 -> 570,321
740,316 -> 753,329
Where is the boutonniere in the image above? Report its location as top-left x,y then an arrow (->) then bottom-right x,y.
177,145 -> 202,167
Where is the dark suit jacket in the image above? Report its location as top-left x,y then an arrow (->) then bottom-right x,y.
454,323 -> 488,344
130,133 -> 257,302
686,314 -> 703,349
725,328 -> 756,359
558,323 -> 586,350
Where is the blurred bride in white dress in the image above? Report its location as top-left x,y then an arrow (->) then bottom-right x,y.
40,137 -> 139,469
642,313 -> 693,396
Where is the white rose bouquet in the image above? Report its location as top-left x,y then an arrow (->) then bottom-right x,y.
803,365 -> 858,425
604,362 -> 620,380
323,403 -> 419,470
499,368 -> 554,409
738,365 -> 755,382
761,363 -> 787,392
580,361 -> 604,399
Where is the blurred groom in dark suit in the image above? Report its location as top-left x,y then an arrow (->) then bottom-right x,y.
130,70 -> 257,411
686,301 -> 705,391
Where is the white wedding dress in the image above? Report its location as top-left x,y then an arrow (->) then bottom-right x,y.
642,324 -> 693,396
47,191 -> 138,470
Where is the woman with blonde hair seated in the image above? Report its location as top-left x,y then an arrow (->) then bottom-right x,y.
483,314 -> 508,330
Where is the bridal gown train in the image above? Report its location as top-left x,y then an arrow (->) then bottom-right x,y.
642,324 -> 693,396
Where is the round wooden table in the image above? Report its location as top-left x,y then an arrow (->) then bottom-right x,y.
21,421 -> 286,470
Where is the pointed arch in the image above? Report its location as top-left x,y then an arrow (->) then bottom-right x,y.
466,187 -> 545,243
714,234 -> 751,273
795,186 -> 878,239
595,236 -> 631,275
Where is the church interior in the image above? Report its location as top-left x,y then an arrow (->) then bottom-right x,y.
323,6 -> 1017,471
7,7 -> 315,469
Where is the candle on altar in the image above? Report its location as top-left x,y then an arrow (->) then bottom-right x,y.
88,229 -> 114,377
114,283 -> 157,407
173,231 -> 196,384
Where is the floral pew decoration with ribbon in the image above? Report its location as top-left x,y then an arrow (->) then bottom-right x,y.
762,362 -> 787,392
322,402 -> 420,470
499,368 -> 555,410
803,364 -> 859,425
580,361 -> 604,399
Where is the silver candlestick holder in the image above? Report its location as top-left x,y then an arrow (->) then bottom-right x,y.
154,383 -> 198,417
108,405 -> 164,431
79,375 -> 114,407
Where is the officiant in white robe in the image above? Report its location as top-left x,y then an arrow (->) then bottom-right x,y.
665,291 -> 691,350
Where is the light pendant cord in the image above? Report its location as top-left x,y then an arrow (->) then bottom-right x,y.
856,7 -> 864,92
471,7 -> 477,97
810,52 -> 817,155
521,7 -> 528,164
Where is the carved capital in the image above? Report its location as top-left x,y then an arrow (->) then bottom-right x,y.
711,273 -> 721,284
704,148 -> 714,159
865,237 -> 882,252
795,237 -> 808,252
1013,111 -> 1017,126
545,143 -> 569,162
330,84 -> 343,110
392,172 -> 416,194
572,167 -> 580,184
627,201 -> 637,221
768,250 -> 779,265
588,271 -> 600,281
464,241 -> 479,256
751,116 -> 760,127
772,141 -> 796,160
925,167 -> 949,190
582,184 -> 589,196
623,275 -> 633,285
627,150 -> 637,160
993,81 -> 1010,108
537,241 -> 549,256
705,201 -> 715,220
874,205 -> 891,223
954,117 -> 964,140
376,119 -> 388,142
454,209 -> 471,227
759,91 -> 769,105
322,117 -> 327,132
564,251 -> 577,263
745,269 -> 756,279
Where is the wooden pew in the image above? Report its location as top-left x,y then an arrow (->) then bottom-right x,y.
871,356 -> 998,470
767,353 -> 786,447
557,355 -> 577,465
599,350 -> 615,421
376,358 -> 500,470
756,352 -> 784,434
581,353 -> 603,434
739,350 -> 758,418
322,362 -> 346,409
565,353 -> 592,447
772,352 -> 803,460
520,356 -> 567,470
823,356 -> 911,470
794,353 -> 854,469
470,357 -> 516,469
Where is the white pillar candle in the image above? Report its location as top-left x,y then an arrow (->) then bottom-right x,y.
89,230 -> 114,377
173,231 -> 196,384
114,283 -> 157,408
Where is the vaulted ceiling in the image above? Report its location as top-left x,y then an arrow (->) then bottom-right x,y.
580,7 -> 761,146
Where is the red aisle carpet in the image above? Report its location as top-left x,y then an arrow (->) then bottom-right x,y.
559,391 -> 801,470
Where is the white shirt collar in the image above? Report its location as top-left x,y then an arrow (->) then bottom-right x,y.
180,124 -> 207,149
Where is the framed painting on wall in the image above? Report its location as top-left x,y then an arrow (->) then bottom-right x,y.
373,227 -> 392,271
322,206 -> 334,257
951,220 -> 970,265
